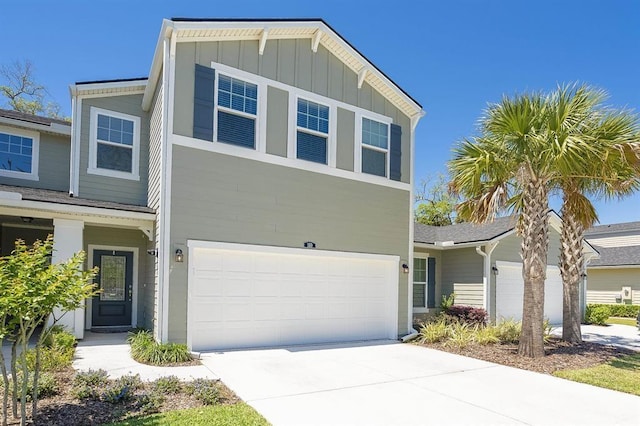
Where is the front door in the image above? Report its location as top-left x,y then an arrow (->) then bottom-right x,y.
92,250 -> 134,327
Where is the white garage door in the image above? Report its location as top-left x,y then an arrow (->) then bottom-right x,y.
495,261 -> 563,325
187,241 -> 399,351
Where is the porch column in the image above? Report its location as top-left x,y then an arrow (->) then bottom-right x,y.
52,218 -> 85,339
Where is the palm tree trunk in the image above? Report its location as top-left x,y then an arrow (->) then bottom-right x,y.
560,200 -> 584,343
517,173 -> 549,358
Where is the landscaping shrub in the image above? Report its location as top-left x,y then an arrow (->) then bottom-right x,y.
417,319 -> 450,343
492,319 -> 522,344
152,375 -> 182,394
587,304 -> 640,319
72,369 -> 109,399
443,322 -> 475,348
128,329 -> 192,365
2,372 -> 59,401
185,379 -> 220,405
100,374 -> 142,404
445,305 -> 488,326
440,293 -> 455,311
137,391 -> 166,414
585,305 -> 609,325
25,327 -> 77,372
474,325 -> 500,345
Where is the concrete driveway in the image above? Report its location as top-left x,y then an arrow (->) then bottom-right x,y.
201,340 -> 640,426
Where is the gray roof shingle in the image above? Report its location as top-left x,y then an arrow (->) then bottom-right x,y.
0,108 -> 70,127
0,184 -> 154,214
414,216 -> 517,244
585,221 -> 640,237
589,245 -> 640,267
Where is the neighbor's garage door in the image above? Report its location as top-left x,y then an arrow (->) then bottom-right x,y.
495,261 -> 563,325
187,241 -> 399,351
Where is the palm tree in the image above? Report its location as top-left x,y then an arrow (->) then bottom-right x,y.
448,86 -> 627,357
555,98 -> 640,343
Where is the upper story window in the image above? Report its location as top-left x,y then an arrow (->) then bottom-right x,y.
296,98 -> 329,164
361,117 -> 389,178
88,107 -> 140,181
216,74 -> 258,148
0,126 -> 39,181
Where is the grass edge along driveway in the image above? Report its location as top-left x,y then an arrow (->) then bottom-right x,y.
107,403 -> 270,426
554,353 -> 640,396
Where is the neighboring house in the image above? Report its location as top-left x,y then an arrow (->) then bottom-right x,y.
0,18 -> 424,351
412,213 -> 599,325
584,221 -> 640,305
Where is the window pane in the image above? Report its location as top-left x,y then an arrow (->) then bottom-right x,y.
0,132 -> 33,173
217,75 -> 257,115
122,120 -> 134,133
96,143 -> 132,172
122,132 -> 134,146
362,118 -> 388,149
413,284 -> 426,308
99,255 -> 127,301
217,110 -> 255,148
109,129 -> 122,143
296,131 -> 327,164
97,114 -> 109,128
362,147 -> 386,177
297,99 -> 329,134
413,258 -> 427,281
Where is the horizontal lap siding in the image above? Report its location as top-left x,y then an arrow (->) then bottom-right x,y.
78,94 -> 149,205
167,144 -> 410,342
173,41 -> 411,183
0,132 -> 70,191
586,268 -> 640,305
453,283 -> 484,308
441,248 -> 483,300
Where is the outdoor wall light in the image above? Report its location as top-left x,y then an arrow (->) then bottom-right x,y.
580,273 -> 587,279
175,248 -> 184,263
21,217 -> 34,224
491,266 -> 499,275
401,263 -> 409,274
304,241 -> 316,248
146,249 -> 157,256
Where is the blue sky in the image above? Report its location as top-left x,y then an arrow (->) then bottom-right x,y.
2,0 -> 639,225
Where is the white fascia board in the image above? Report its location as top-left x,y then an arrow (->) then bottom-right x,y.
70,79 -> 148,95
0,116 -> 71,136
143,20 -> 174,111
587,264 -> 639,270
0,198 -> 154,223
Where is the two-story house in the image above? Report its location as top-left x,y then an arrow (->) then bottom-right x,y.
0,18 -> 424,351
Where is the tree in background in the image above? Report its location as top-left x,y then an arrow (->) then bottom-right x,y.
414,173 -> 459,226
0,59 -> 66,120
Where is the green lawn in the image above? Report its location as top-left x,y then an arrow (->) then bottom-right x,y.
605,317 -> 637,327
108,403 -> 270,426
554,354 -> 640,396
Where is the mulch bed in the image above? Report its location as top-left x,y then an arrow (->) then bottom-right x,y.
3,368 -> 239,426
417,337 -> 636,374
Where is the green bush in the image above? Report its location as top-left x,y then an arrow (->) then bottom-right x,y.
587,304 -> 640,318
444,322 -> 475,348
137,391 -> 166,414
585,305 -> 610,325
72,369 -> 109,399
25,327 -> 76,372
474,325 -> 500,345
100,374 -> 142,404
493,319 -> 522,344
2,372 -> 58,401
128,330 -> 192,365
152,375 -> 182,394
185,379 -> 220,405
418,319 -> 450,343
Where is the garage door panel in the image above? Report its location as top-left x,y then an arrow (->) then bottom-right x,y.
188,243 -> 398,351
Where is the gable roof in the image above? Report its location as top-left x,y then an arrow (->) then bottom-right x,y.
415,216 -> 517,245
142,18 -> 423,118
0,108 -> 71,136
588,245 -> 640,267
585,221 -> 640,237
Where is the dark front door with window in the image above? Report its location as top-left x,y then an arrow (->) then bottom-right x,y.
92,250 -> 133,327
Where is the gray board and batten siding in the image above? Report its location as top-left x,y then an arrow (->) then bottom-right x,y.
166,144 -> 411,342
0,132 -> 70,192
172,40 -> 412,183
78,94 -> 150,206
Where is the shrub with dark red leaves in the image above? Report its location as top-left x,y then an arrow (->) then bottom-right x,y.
445,305 -> 488,326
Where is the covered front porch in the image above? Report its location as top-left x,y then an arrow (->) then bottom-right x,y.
0,185 -> 155,338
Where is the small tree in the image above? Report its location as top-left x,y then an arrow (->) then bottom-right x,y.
415,174 -> 459,226
0,236 -> 98,425
0,59 -> 67,120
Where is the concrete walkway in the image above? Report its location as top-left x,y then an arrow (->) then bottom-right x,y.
72,332 -> 218,381
552,324 -> 640,352
200,340 -> 640,426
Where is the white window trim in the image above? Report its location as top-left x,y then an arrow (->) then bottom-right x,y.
355,114 -> 392,178
176,61 -> 409,192
88,106 -> 141,181
213,71 -> 264,151
289,96 -> 335,166
0,124 -> 40,181
413,254 -> 429,313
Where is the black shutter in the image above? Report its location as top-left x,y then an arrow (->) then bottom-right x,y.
427,257 -> 436,308
389,123 -> 402,181
193,64 -> 215,141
